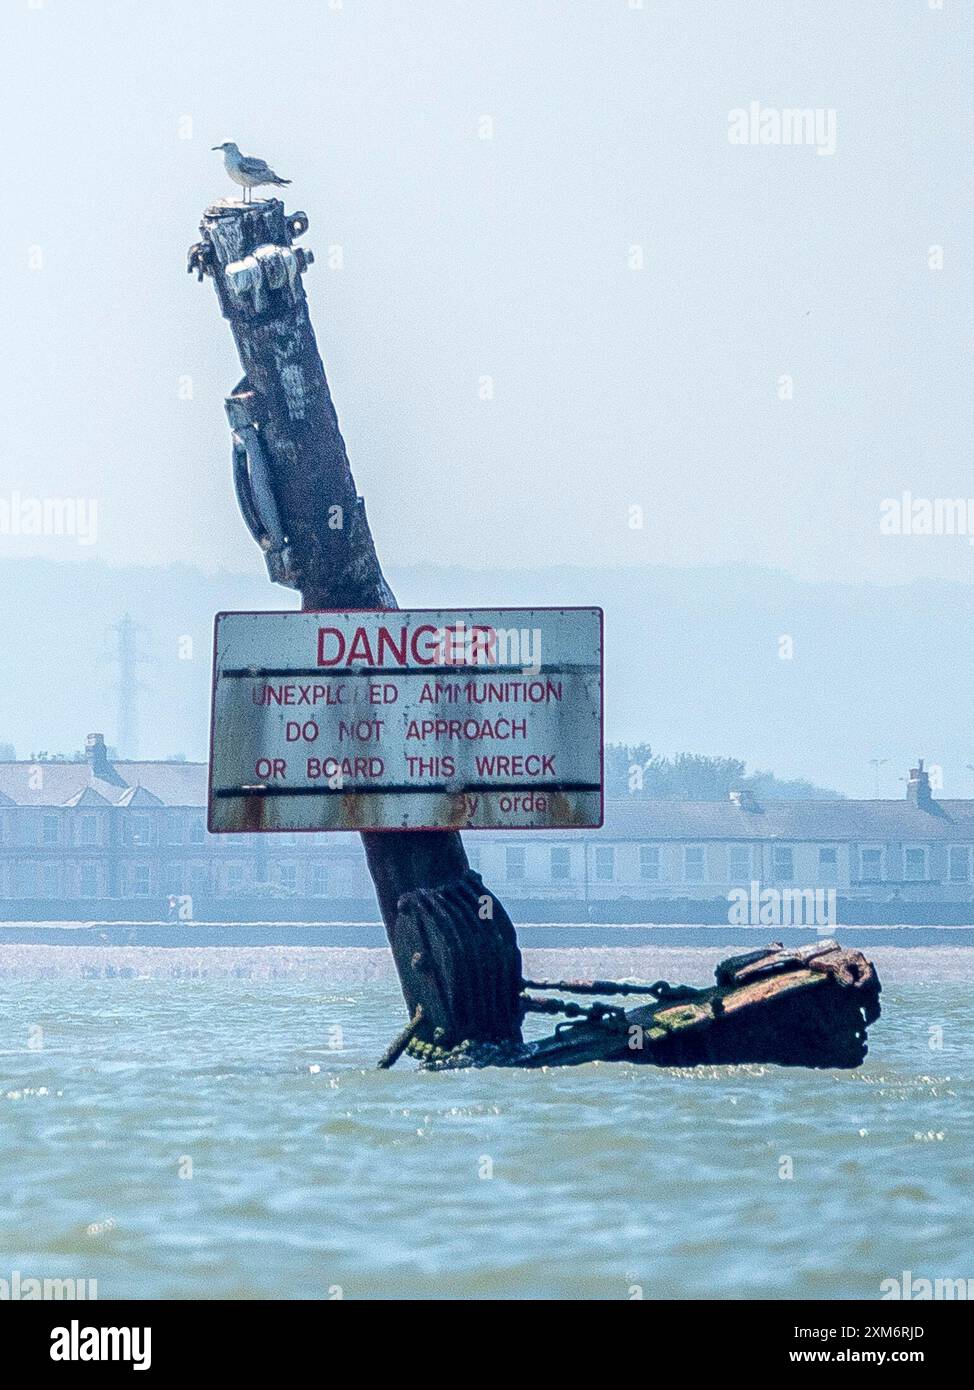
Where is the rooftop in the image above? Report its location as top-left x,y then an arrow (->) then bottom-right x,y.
0,734 -> 207,810
0,742 -> 968,842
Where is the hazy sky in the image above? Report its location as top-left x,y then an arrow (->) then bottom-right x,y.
1,0 -> 971,586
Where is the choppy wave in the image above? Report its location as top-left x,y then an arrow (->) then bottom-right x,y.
0,944 -> 971,1299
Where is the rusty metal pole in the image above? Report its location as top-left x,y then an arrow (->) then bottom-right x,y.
189,199 -> 523,1052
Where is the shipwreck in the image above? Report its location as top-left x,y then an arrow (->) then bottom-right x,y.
188,193 -> 882,1070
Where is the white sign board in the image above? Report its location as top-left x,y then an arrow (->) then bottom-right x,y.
208,608 -> 603,832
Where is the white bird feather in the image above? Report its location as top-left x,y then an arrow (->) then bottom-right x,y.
212,142 -> 291,201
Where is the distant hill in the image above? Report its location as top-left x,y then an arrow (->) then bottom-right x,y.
0,555 -> 970,798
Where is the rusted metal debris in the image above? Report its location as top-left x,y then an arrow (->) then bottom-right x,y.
376,1006 -> 424,1071
399,939 -> 882,1070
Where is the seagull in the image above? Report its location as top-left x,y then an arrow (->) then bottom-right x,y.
212,141 -> 291,203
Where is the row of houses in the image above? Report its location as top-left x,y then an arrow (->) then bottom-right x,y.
1,735 -> 972,921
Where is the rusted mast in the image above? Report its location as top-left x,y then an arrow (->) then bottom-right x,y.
189,199 -> 523,1052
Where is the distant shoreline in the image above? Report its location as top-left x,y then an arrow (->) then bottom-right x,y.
0,941 -> 969,985
2,921 -> 974,950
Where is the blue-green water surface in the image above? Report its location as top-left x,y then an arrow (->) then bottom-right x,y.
1,944 -> 970,1300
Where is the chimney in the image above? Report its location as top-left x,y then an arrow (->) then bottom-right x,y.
906,758 -> 932,809
729,787 -> 759,812
85,732 -> 111,779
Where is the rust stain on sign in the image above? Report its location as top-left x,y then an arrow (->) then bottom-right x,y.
209,607 -> 603,833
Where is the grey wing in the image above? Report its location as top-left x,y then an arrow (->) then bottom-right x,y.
238,156 -> 275,178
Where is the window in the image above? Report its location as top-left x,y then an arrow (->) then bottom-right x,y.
165,812 -> 183,845
79,815 -> 98,846
226,863 -> 245,891
728,845 -> 751,884
818,847 -> 838,885
860,846 -> 884,879
594,846 -> 614,881
550,847 -> 571,882
41,814 -> 58,846
772,846 -> 794,882
41,863 -> 59,897
309,864 -> 329,897
190,865 -> 209,898
948,846 -> 971,883
278,863 -> 297,892
130,815 -> 151,846
189,819 -> 206,845
79,863 -> 99,897
130,863 -> 151,896
684,845 -> 705,883
904,846 -> 927,881
505,847 -> 525,881
640,845 -> 661,882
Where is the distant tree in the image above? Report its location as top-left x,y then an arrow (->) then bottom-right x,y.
0,743 -> 14,760
743,770 -> 841,801
668,752 -> 748,801
605,744 -> 842,800
604,742 -> 658,795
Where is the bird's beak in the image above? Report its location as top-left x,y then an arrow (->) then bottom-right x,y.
211,145 -> 222,151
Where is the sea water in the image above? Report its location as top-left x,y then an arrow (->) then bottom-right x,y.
0,943 -> 971,1300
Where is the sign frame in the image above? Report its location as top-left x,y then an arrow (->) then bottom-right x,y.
207,606 -> 604,835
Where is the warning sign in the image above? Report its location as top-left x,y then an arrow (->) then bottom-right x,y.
208,608 -> 603,832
